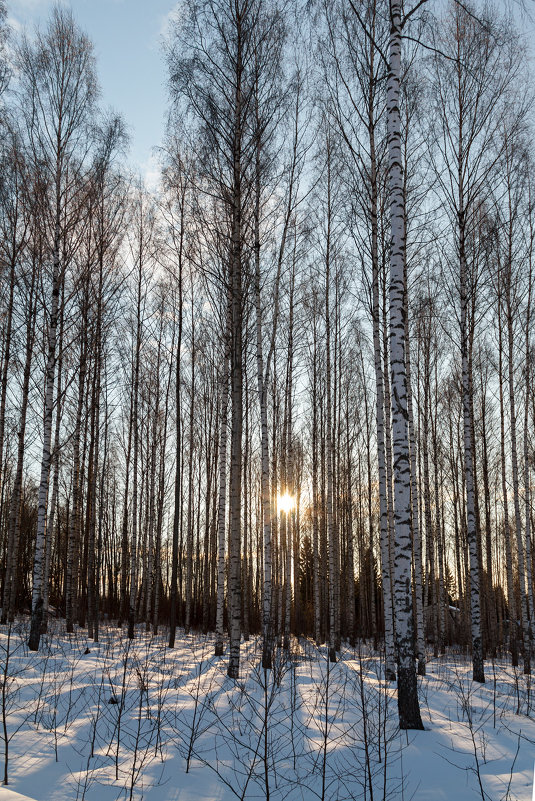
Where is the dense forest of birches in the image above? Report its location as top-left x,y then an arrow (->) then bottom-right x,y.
0,0 -> 533,730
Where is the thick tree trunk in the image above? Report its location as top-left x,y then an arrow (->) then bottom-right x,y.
386,0 -> 424,726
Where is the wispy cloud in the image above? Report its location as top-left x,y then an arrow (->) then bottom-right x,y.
156,2 -> 181,47
6,15 -> 23,34
141,152 -> 162,194
7,0 -> 62,36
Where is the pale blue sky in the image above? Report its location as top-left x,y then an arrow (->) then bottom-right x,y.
7,0 -> 179,185
7,0 -> 533,189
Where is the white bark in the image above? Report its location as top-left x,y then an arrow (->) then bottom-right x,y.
2,265 -> 36,624
65,320 -> 86,633
523,252 -> 534,651
127,243 -> 144,640
386,0 -> 423,726
371,167 -> 396,680
459,214 -> 484,682
28,226 -> 61,651
215,342 -> 229,657
312,329 -> 321,646
405,306 -> 425,675
498,281 -> 517,666
325,142 -> 336,664
505,251 -> 530,673
254,202 -> 273,664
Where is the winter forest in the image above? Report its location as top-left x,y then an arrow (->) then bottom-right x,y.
0,0 -> 535,797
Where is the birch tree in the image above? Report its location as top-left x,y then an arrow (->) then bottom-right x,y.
17,7 -> 98,651
385,0 -> 424,727
168,0 -> 270,677
428,0 -> 525,681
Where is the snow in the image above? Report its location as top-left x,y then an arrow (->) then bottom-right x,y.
1,621 -> 534,800
0,791 -> 40,801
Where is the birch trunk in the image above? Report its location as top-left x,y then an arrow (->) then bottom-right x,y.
145,385 -> 158,632
86,337 -> 99,640
283,264 -> 295,652
185,290 -> 195,635
345,387 -> 356,647
459,206 -> 484,682
523,251 -> 534,655
312,327 -> 321,647
243,372 -> 250,643
118,381 -> 133,629
505,241 -> 530,672
325,141 -> 336,664
42,370 -> 61,635
0,254 -> 15,540
480,370 -> 497,653
202,393 -> 215,634
433,394 -> 445,655
371,164 -> 396,680
168,264 -> 183,649
89,357 -> 101,642
28,223 -> 61,651
421,341 -> 437,655
2,261 -> 36,624
153,362 -> 171,634
255,193 -> 273,668
214,326 -> 229,657
405,298 -> 425,674
66,292 -> 87,633
386,0 -> 424,725
498,289 -> 517,666
127,247 -> 143,641
227,250 -> 243,678
226,23 -> 244,678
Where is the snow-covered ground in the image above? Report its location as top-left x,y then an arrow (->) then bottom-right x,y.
0,622 -> 533,800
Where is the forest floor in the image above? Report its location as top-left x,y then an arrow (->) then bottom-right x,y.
0,622 -> 534,801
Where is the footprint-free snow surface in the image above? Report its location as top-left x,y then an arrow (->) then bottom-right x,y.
0,622 -> 534,800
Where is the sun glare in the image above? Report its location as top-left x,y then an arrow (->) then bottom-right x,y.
278,492 -> 295,514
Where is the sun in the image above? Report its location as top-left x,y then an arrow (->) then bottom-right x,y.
277,492 -> 295,514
